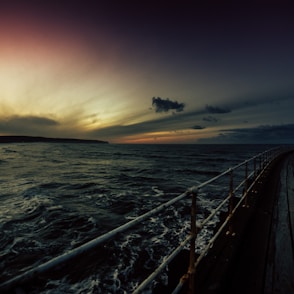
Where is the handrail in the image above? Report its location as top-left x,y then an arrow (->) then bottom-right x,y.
0,146 -> 289,293
171,146 -> 286,293
132,235 -> 193,294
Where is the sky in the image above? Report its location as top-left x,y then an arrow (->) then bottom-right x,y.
0,1 -> 294,144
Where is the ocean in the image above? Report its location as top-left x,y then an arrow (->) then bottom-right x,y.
0,143 -> 275,293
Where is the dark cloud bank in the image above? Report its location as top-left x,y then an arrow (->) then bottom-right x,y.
200,124 -> 294,144
0,115 -> 59,135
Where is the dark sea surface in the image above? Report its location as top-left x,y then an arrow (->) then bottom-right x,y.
0,143 -> 275,293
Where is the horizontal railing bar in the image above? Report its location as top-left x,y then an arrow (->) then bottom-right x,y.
194,161 -> 269,269
232,170 -> 256,198
132,235 -> 193,294
197,195 -> 230,230
194,209 -> 231,269
234,178 -> 247,194
190,147 -> 278,193
190,168 -> 232,193
197,168 -> 256,231
171,279 -> 185,294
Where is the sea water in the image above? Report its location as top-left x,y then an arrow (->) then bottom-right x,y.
0,143 -> 274,293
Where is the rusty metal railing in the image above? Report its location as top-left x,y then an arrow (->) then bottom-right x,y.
170,146 -> 286,293
134,146 -> 287,293
0,146 -> 288,293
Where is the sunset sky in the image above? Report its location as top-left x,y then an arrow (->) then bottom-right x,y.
1,1 -> 294,144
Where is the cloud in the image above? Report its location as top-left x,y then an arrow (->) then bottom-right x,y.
236,124 -> 294,143
89,110 -> 194,140
0,115 -> 59,135
205,105 -> 231,114
192,125 -> 205,130
152,97 -> 185,113
202,116 -> 219,123
9,116 -> 58,126
198,124 -> 294,144
89,107 -> 211,141
90,117 -> 180,138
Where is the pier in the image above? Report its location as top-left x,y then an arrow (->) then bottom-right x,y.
166,148 -> 294,293
1,146 -> 294,293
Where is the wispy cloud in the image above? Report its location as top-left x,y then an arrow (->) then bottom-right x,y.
205,105 -> 231,114
202,116 -> 219,123
198,124 -> 294,144
0,115 -> 59,135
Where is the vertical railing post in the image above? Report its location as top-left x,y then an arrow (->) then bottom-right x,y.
227,168 -> 235,235
269,150 -> 272,163
243,160 -> 249,208
188,189 -> 197,294
254,157 -> 257,178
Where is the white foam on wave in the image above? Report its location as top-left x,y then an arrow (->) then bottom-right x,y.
87,216 -> 96,224
151,186 -> 164,197
0,195 -> 53,223
46,205 -> 63,211
8,236 -> 43,254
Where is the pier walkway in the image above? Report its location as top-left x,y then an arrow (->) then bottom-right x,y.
188,151 -> 294,293
225,151 -> 294,294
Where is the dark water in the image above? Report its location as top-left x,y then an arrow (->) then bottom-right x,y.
0,143 -> 274,293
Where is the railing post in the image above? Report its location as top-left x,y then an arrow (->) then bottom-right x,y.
254,157 -> 257,178
227,168 -> 235,235
188,190 -> 197,294
243,160 -> 249,208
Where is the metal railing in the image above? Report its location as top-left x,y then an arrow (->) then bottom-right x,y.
134,146 -> 286,294
0,146 -> 289,293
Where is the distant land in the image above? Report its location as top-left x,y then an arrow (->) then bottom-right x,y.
0,136 -> 108,144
